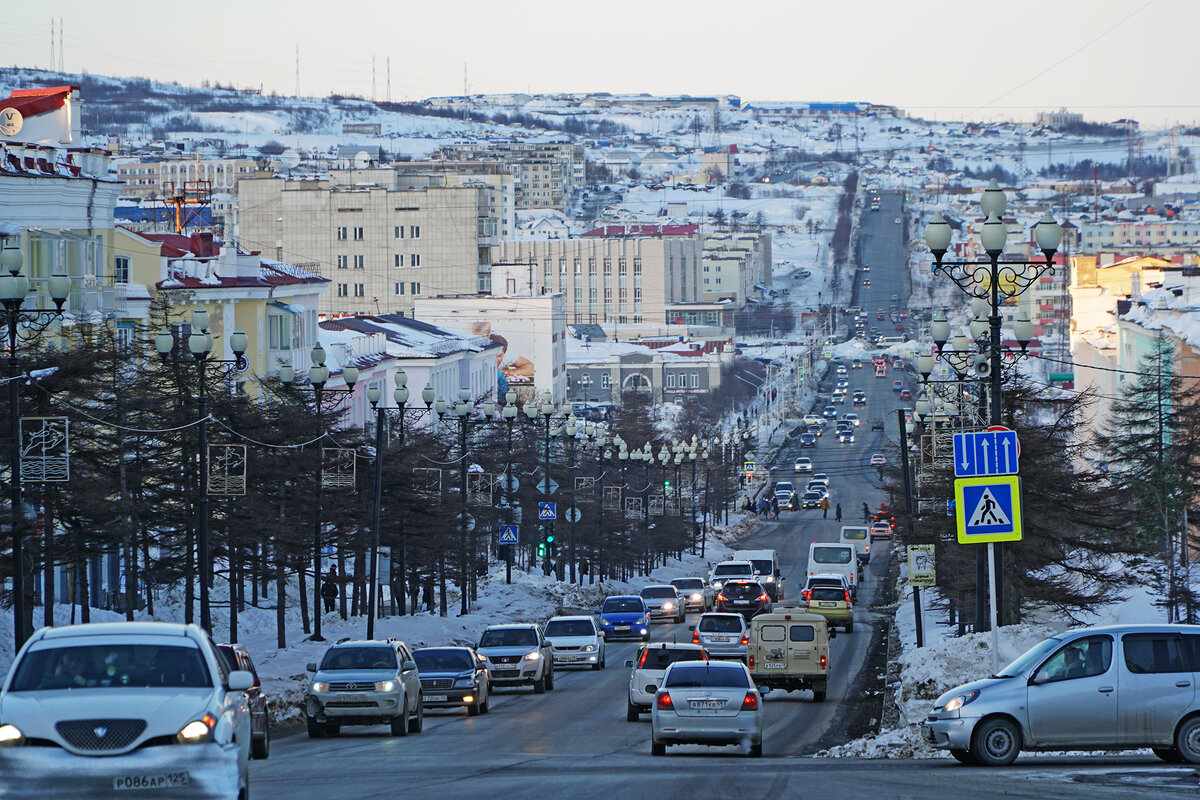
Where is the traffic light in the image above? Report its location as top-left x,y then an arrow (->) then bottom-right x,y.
537,534 -> 556,558
536,541 -> 548,558
664,479 -> 671,489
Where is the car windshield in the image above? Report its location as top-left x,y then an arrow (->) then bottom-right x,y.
663,664 -> 750,688
812,546 -> 853,565
750,560 -> 773,575
320,646 -> 397,671
640,648 -> 704,669
479,628 -> 539,648
810,587 -> 845,602
996,636 -> 1062,678
713,564 -> 752,577
602,598 -> 644,613
412,649 -> 474,673
641,587 -> 676,599
11,643 -> 211,691
672,579 -> 703,591
698,616 -> 743,633
544,620 -> 596,637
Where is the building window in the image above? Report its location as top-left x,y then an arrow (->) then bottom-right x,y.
353,227 -> 364,241
410,225 -> 420,239
353,255 -> 365,269
354,283 -> 365,297
115,321 -> 135,349
618,258 -> 627,276
690,372 -> 699,388
667,373 -> 676,388
410,282 -> 420,295
588,258 -> 596,276
337,255 -> 348,269
600,373 -> 611,389
603,258 -> 611,275
573,258 -> 582,276
411,254 -> 421,267
337,227 -> 348,240
337,283 -> 348,297
268,315 -> 292,350
633,258 -> 642,275
395,282 -> 401,295
634,287 -> 642,301
588,288 -> 597,302
558,258 -> 567,276
394,225 -> 404,239
394,254 -> 404,267
114,255 -> 130,284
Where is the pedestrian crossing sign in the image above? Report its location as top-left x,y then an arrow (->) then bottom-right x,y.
954,475 -> 1022,544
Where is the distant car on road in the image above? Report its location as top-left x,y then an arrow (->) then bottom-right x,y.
870,521 -> 894,540
799,433 -> 816,449
892,380 -> 904,392
870,453 -> 886,466
691,612 -> 749,661
412,646 -> 491,715
596,596 -> 650,642
900,389 -> 912,400
218,642 -> 271,759
871,419 -> 885,431
800,491 -> 823,509
837,429 -> 854,444
822,405 -> 838,419
794,457 -> 813,472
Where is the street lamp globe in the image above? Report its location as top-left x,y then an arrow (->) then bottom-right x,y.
48,273 -> 71,309
191,307 -> 210,333
422,382 -> 435,407
154,326 -> 174,357
482,401 -> 496,417
308,364 -> 328,387
458,386 -> 471,403
394,382 -> 409,407
924,212 -> 952,258
1013,312 -> 1035,350
981,213 -> 1008,255
310,343 -> 326,368
367,384 -> 381,405
342,366 -> 359,388
1035,211 -> 1063,256
930,311 -> 950,349
503,402 -> 517,420
970,315 -> 988,342
279,364 -> 294,384
188,327 -> 212,359
915,396 -> 931,422
980,178 -> 1007,219
1,245 -> 22,274
917,353 -> 934,380
971,296 -> 989,318
434,398 -> 447,416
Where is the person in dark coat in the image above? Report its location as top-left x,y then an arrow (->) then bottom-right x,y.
321,569 -> 339,613
422,574 -> 435,614
835,503 -> 843,522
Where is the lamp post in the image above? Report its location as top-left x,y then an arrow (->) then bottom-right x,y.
364,370 -> 410,639
924,181 -> 1058,638
279,343 -> 358,641
450,386 -> 476,615
1,242 -> 71,649
154,307 -> 249,634
499,390 -> 518,585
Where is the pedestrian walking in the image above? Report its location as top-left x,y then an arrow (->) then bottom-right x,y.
422,574 -> 435,614
862,502 -> 870,522
770,495 -> 780,518
321,569 -> 339,613
835,503 -> 842,522
820,496 -> 829,519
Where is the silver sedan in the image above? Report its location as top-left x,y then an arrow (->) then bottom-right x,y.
651,660 -> 763,757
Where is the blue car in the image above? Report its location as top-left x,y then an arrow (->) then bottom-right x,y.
596,595 -> 651,642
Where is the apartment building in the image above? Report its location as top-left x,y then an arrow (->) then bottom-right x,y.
701,232 -> 771,306
392,160 -> 516,239
114,156 -> 260,199
491,227 -> 702,326
434,141 -> 584,210
236,171 -> 497,317
1079,218 -> 1200,253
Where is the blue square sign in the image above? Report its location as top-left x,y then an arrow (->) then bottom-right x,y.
538,502 -> 557,520
954,476 -> 1022,543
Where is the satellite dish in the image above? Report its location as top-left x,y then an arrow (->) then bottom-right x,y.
279,149 -> 301,171
354,150 -> 371,169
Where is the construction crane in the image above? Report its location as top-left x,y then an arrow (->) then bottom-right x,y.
161,179 -> 212,234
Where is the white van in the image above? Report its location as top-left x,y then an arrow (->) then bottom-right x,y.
838,526 -> 871,564
708,560 -> 754,591
731,549 -> 783,601
807,542 -> 858,600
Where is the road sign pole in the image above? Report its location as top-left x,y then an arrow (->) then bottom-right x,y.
914,585 -> 924,649
988,541 -> 1000,671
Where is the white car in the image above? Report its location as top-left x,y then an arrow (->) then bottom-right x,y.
543,616 -> 606,671
670,577 -> 714,612
843,414 -> 860,427
640,585 -> 685,623
794,457 -> 812,472
708,560 -> 755,592
625,643 -> 709,721
801,414 -> 825,428
870,453 -> 886,465
651,659 -> 763,757
0,622 -> 252,799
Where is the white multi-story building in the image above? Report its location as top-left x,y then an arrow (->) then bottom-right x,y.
700,232 -> 771,306
434,141 -> 584,210
114,157 -> 260,199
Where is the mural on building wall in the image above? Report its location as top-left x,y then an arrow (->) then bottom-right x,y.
469,322 -> 536,395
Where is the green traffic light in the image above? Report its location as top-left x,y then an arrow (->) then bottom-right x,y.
546,534 -> 555,543
536,543 -> 547,557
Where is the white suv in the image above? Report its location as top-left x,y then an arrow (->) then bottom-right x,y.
0,622 -> 252,799
305,638 -> 424,738
476,624 -> 555,693
625,642 -> 709,721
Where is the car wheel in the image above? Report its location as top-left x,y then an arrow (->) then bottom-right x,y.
468,698 -> 481,716
481,692 -> 490,714
749,741 -> 763,758
545,665 -> 555,691
251,723 -> 270,759
1175,714 -> 1200,763
970,717 -> 1021,766
391,703 -> 409,737
812,684 -> 827,703
408,697 -> 424,733
533,674 -> 546,694
651,740 -> 666,756
323,723 -> 340,736
846,621 -> 854,633
642,632 -> 650,642
305,716 -> 325,739
1153,746 -> 1184,763
949,748 -> 978,765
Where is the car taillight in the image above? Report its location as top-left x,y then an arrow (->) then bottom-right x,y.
748,655 -> 754,668
692,630 -> 700,644
637,650 -> 647,668
656,692 -> 673,710
741,692 -> 759,710
844,591 -> 851,603
740,633 -> 749,645
801,590 -> 810,601
716,594 -> 726,602
820,654 -> 827,670
758,594 -> 769,602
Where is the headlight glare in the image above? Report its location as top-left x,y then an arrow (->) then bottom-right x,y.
0,724 -> 24,747
524,651 -> 541,661
374,680 -> 397,692
177,715 -> 215,744
662,602 -> 674,610
943,691 -> 979,712
583,644 -> 595,652
310,681 -> 329,693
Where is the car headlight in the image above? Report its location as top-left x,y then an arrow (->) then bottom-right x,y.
374,680 -> 398,692
583,644 -> 595,652
712,581 -> 723,589
524,651 -> 541,661
637,617 -> 648,625
454,678 -> 476,688
942,691 -> 980,713
765,576 -> 775,583
662,602 -> 675,610
177,715 -> 215,745
310,681 -> 329,693
690,593 -> 702,601
0,724 -> 24,747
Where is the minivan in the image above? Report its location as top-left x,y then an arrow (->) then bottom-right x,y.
747,611 -> 834,701
922,624 -> 1200,765
838,526 -> 871,564
806,543 -> 858,600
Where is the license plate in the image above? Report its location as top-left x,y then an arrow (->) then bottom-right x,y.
689,700 -> 725,709
423,694 -> 448,702
763,662 -> 787,669
709,635 -> 729,642
819,602 -> 836,608
337,693 -> 368,702
114,773 -> 190,791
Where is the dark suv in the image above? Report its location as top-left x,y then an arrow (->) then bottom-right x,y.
218,642 -> 270,759
715,580 -> 773,620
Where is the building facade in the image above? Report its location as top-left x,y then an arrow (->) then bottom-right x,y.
434,141 -> 584,210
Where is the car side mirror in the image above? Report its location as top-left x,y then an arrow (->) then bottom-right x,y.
774,569 -> 781,577
624,659 -> 634,668
306,662 -> 318,673
402,660 -> 417,672
688,625 -> 695,632
227,670 -> 254,692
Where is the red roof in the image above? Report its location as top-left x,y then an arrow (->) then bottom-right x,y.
581,223 -> 699,237
0,86 -> 76,119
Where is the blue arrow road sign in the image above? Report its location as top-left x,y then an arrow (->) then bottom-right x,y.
498,525 -> 519,545
954,476 -> 1023,543
538,502 -> 557,520
952,429 -> 1020,477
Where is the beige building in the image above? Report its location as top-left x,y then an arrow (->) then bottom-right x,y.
235,171 -> 497,317
491,233 -> 702,326
115,157 -> 260,199
393,160 -> 516,240
434,141 -> 584,210
701,233 -> 771,305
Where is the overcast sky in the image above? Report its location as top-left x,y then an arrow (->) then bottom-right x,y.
2,0 -> 1193,127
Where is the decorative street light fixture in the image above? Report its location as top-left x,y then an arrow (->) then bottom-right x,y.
155,306 -> 248,635
364,370 -> 411,639
1,241 -> 71,650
